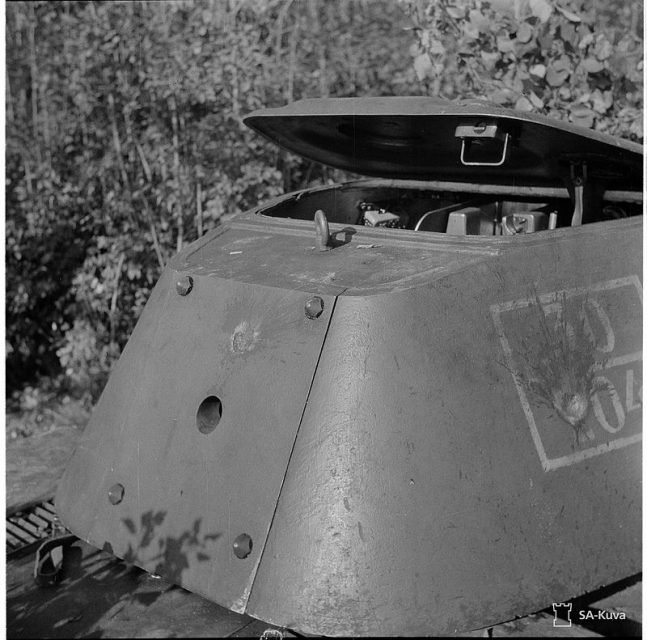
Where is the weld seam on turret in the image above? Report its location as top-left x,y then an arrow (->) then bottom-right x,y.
241,294 -> 340,615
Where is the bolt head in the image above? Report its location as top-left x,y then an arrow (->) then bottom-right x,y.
176,275 -> 194,296
233,533 -> 253,559
108,483 -> 125,505
305,296 -> 324,319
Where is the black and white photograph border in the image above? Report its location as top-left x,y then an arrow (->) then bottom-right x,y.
4,0 -> 643,637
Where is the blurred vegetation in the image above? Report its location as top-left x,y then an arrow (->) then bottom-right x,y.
5,0 -> 642,413
406,0 -> 643,137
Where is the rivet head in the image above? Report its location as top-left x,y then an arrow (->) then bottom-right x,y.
176,275 -> 193,296
233,533 -> 253,559
304,296 -> 324,319
108,483 -> 125,505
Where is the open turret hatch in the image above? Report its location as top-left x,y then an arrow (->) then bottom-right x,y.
243,97 -> 642,236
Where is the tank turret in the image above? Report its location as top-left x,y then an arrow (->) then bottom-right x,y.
56,98 -> 642,636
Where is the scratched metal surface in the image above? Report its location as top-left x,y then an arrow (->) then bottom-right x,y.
180,210 -> 498,297
55,268 -> 336,613
246,218 -> 641,635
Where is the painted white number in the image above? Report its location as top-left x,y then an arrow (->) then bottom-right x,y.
592,376 -> 626,434
625,368 -> 642,413
583,299 -> 615,353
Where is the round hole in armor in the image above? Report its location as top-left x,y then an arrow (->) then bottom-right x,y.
197,396 -> 222,434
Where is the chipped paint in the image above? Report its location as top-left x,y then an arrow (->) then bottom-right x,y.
511,290 -> 607,444
231,320 -> 261,353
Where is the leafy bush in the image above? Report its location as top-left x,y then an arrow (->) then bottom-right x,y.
5,0 -> 419,402
403,0 -> 642,140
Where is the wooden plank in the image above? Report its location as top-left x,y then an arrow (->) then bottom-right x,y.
42,500 -> 57,513
26,512 -> 51,530
33,505 -> 57,522
6,520 -> 37,544
8,515 -> 42,538
6,531 -> 23,547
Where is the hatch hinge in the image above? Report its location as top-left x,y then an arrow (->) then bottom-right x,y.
565,160 -> 604,226
569,162 -> 587,226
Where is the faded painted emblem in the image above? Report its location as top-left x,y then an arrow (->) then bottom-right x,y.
491,276 -> 642,471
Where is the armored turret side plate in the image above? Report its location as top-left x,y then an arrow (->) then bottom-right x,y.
246,218 -> 642,636
56,267 -> 336,612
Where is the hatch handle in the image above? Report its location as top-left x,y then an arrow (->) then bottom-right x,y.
455,124 -> 510,167
314,209 -> 332,251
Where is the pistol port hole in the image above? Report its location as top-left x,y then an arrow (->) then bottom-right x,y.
197,396 -> 222,434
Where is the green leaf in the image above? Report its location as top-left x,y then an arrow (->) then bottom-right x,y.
528,90 -> 544,108
468,9 -> 489,33
591,89 -> 613,114
594,37 -> 613,61
529,0 -> 553,23
414,53 -> 433,80
516,22 -> 533,43
515,96 -> 534,111
497,35 -> 516,53
445,5 -> 464,19
481,50 -> 500,71
555,5 -> 581,22
560,22 -> 576,46
489,88 -> 516,104
569,105 -> 595,128
546,59 -> 570,87
582,58 -> 603,74
529,63 -> 546,78
578,32 -> 594,49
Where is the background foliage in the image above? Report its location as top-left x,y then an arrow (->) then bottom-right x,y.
5,0 -> 642,411
407,0 -> 642,137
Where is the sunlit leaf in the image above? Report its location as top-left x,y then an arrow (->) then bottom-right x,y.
529,63 -> 546,78
445,5 -> 464,19
516,22 -> 533,43
414,53 -> 433,80
481,50 -> 500,71
569,104 -> 595,128
515,96 -> 534,111
594,37 -> 613,61
490,88 -> 516,104
528,90 -> 544,108
497,35 -> 516,53
578,32 -> 594,49
582,58 -> 604,74
468,9 -> 489,32
546,59 -> 571,87
529,0 -> 553,23
555,5 -> 581,22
